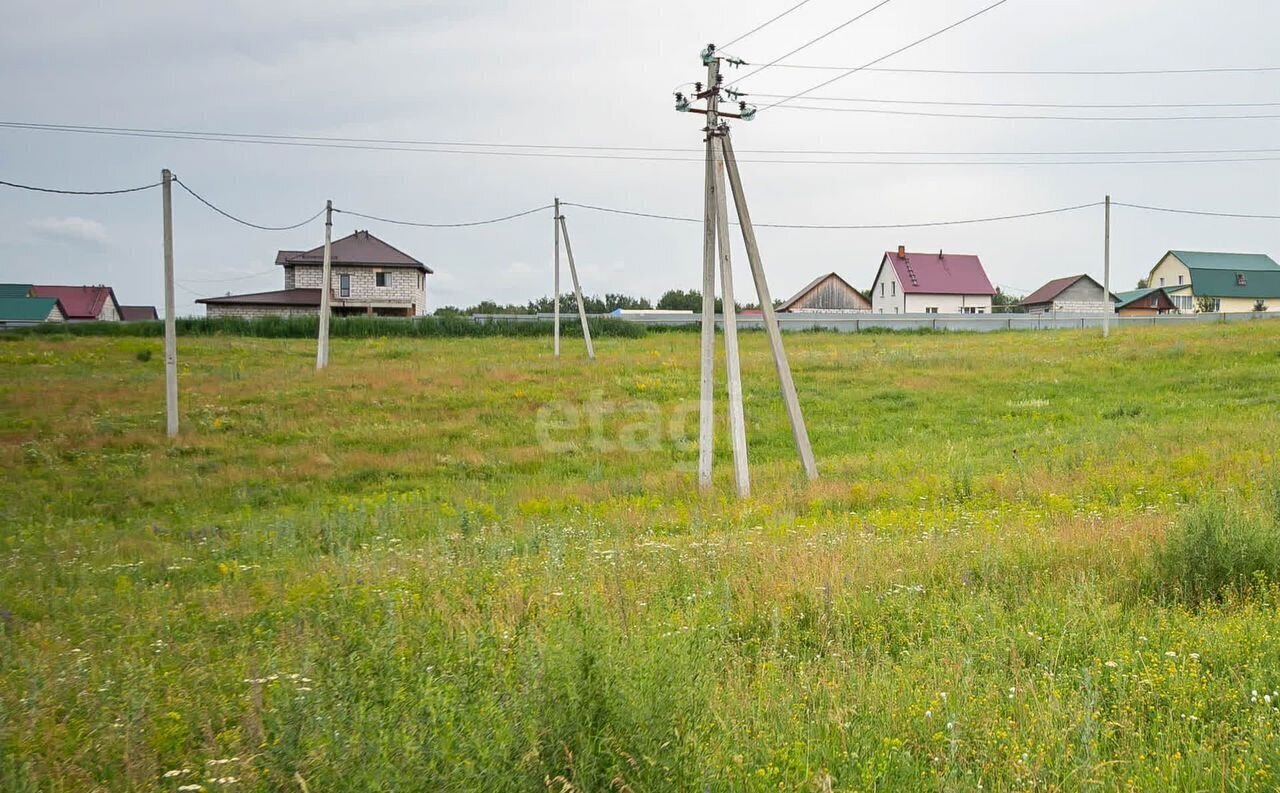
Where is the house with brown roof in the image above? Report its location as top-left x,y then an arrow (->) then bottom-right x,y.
30,285 -> 122,321
778,273 -> 870,313
198,230 -> 432,319
119,305 -> 159,321
1020,274 -> 1117,315
870,247 -> 996,314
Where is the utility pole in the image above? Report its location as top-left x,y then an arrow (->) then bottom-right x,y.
161,169 -> 178,438
315,200 -> 333,369
721,133 -> 818,482
676,44 -> 816,493
554,197 -> 561,358
1103,194 -> 1112,338
557,213 -> 595,360
696,55 -> 721,491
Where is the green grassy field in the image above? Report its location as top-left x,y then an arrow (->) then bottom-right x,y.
3,322 -> 1280,792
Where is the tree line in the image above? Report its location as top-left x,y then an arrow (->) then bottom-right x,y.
433,290 -> 777,317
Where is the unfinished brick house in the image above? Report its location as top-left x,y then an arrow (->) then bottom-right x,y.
198,230 -> 432,319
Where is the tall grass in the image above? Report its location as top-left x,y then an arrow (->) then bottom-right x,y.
7,315 -> 648,339
1147,485 -> 1280,605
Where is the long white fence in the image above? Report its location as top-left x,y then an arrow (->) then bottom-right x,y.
472,310 -> 1280,333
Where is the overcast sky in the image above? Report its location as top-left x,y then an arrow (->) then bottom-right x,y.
2,0 -> 1278,313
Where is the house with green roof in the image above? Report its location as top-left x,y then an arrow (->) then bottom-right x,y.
1147,251 -> 1280,313
0,283 -> 35,299
0,296 -> 67,326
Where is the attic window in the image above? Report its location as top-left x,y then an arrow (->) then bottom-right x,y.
376,271 -> 392,288
1237,272 -> 1247,286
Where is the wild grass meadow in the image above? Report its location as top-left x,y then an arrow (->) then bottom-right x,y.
2,321 -> 1280,791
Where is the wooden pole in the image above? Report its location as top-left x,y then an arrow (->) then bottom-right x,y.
161,169 -> 178,438
696,56 -> 721,491
712,136 -> 750,497
1103,194 -> 1112,338
558,215 -> 595,360
315,200 -> 333,369
554,197 -> 561,357
720,133 -> 818,481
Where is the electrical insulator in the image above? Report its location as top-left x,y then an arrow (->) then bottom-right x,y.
701,44 -> 716,65
674,94 -> 691,113
740,105 -> 757,121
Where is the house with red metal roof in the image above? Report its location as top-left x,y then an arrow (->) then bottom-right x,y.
1020,274 -> 1117,315
30,285 -> 122,322
198,230 -> 432,319
870,247 -> 997,315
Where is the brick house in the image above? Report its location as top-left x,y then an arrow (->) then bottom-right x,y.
1020,274 -> 1117,314
198,230 -> 432,319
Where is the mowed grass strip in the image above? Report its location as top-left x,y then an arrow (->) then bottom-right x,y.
1,322 -> 1280,791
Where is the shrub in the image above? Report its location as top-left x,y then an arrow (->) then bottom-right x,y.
134,349 -> 152,362
1148,497 -> 1280,605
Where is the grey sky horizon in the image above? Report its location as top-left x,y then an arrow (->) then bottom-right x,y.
2,0 -> 1278,314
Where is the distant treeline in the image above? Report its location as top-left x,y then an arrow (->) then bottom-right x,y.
5,315 -> 650,339
434,289 -> 774,316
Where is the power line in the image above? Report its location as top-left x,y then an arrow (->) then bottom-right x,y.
757,0 -> 1016,112
9,120 -> 1280,158
1114,202 -> 1280,220
5,123 -> 1280,166
772,102 -> 1280,121
750,93 -> 1280,110
334,204 -> 554,228
562,200 -> 1102,229
731,0 -> 897,85
721,0 -> 819,49
172,176 -> 326,231
765,63 -> 1280,76
0,178 -> 161,195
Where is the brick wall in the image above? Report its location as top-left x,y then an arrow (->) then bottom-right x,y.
206,304 -> 320,319
288,264 -> 426,315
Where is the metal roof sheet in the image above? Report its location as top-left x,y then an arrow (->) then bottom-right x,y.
0,297 -> 61,321
883,251 -> 995,296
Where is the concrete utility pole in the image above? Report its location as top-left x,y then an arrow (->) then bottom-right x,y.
315,200 -> 334,369
676,44 -> 817,493
161,169 -> 178,438
1103,194 -> 1112,338
696,55 -> 721,491
721,133 -> 818,482
554,197 -> 561,358
557,214 -> 595,360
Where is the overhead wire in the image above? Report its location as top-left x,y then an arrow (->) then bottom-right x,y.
172,176 -> 326,231
561,200 -> 1103,229
730,0 -> 898,85
1114,202 -> 1280,220
756,0 -> 1016,111
334,204 -> 555,228
4,122 -> 1280,166
749,93 -> 1280,110
763,63 -> 1280,76
721,0 -> 820,49
771,102 -> 1280,121
0,178 -> 161,195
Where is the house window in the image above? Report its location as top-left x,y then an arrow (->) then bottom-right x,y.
376,271 -> 393,288
1159,277 -> 1165,286
961,306 -> 983,315
880,283 -> 885,297
925,307 -> 939,314
1236,273 -> 1247,286
338,274 -> 351,298
891,281 -> 896,296
1178,275 -> 1184,285
1150,296 -> 1159,308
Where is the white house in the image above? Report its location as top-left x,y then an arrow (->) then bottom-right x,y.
870,247 -> 996,314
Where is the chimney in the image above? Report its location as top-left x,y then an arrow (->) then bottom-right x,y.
938,249 -> 943,259
897,245 -> 906,258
